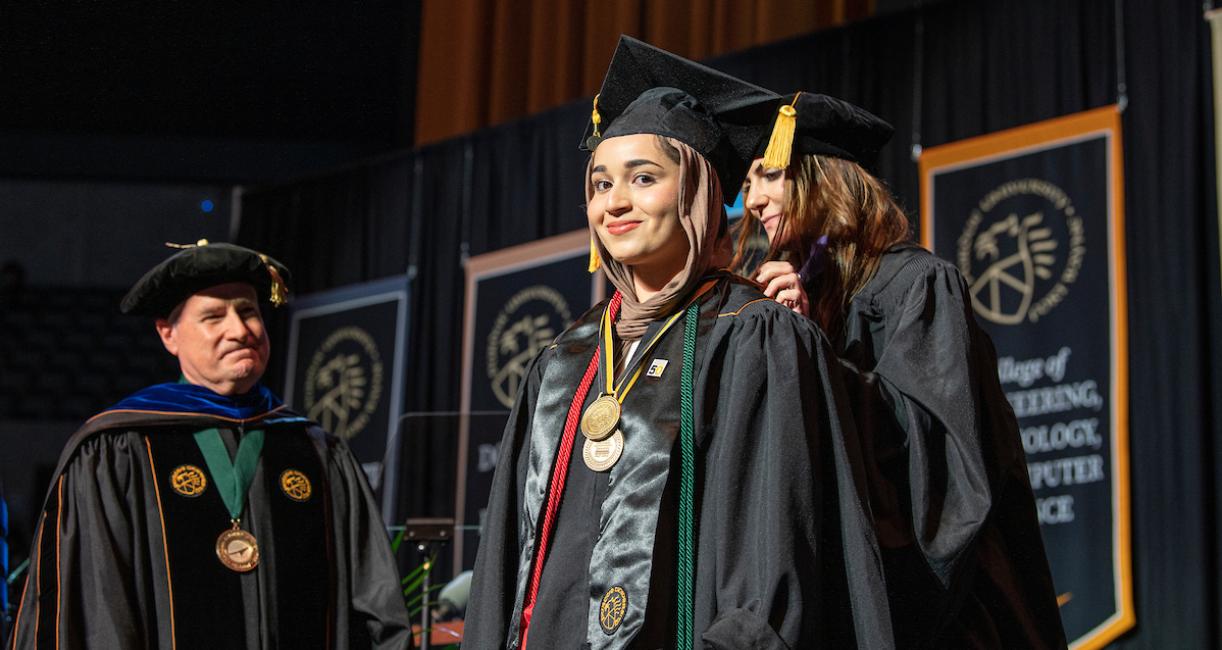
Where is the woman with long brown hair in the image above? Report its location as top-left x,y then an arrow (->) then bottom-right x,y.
737,92 -> 1067,648
739,150 -> 911,342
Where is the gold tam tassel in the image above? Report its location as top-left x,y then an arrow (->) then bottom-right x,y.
259,254 -> 289,307
762,93 -> 802,170
165,239 -> 210,249
588,233 -> 602,273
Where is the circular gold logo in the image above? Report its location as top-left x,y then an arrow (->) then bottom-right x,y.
957,179 -> 1086,325
599,586 -> 628,634
170,465 -> 207,497
304,326 -> 384,439
486,286 -> 571,408
279,469 -> 312,502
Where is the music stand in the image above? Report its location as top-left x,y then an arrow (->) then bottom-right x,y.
404,517 -> 454,650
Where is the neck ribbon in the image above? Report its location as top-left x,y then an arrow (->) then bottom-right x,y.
193,428 -> 265,521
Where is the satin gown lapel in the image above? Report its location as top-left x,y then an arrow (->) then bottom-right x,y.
507,310 -> 602,641
580,311 -> 687,644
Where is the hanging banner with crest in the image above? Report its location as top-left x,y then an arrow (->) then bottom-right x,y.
283,275 -> 410,524
455,229 -> 605,571
920,106 -> 1132,649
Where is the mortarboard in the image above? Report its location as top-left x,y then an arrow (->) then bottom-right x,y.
755,92 -> 894,170
120,240 -> 291,317
580,36 -> 780,203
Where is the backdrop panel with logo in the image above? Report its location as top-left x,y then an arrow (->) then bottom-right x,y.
920,106 -> 1131,649
455,229 -> 605,571
284,275 -> 410,524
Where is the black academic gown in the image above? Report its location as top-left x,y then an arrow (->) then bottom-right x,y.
464,274 -> 893,650
8,405 -> 411,650
834,245 -> 1066,648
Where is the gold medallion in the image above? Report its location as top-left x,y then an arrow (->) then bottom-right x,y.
279,469 -> 312,502
170,465 -> 207,497
216,524 -> 260,572
581,395 -> 621,441
582,429 -> 624,472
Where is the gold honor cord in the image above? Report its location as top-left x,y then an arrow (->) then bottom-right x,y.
579,279 -> 719,470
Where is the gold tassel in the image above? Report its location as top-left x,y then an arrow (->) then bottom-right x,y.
591,94 -> 602,138
259,254 -> 289,307
761,93 -> 802,170
587,233 -> 601,273
165,239 -> 210,249
587,93 -> 603,271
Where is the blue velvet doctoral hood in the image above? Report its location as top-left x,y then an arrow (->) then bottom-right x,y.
107,382 -> 286,420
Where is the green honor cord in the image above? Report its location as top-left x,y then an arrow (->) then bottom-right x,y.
193,428 -> 265,522
676,301 -> 699,647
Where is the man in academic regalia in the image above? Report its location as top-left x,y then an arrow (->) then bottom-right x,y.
464,37 -> 894,650
7,241 -> 411,649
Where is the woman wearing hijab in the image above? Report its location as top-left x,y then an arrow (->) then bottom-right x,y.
737,92 -> 1066,648
464,39 -> 893,650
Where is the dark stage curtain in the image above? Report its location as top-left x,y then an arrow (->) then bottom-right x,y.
237,0 -> 1222,646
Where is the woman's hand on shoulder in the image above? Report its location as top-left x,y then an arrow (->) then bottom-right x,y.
754,261 -> 809,317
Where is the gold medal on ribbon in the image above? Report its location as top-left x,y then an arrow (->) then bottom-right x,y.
216,521 -> 260,572
583,429 -> 624,472
581,395 -> 621,441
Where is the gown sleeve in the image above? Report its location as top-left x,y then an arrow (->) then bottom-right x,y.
859,262 -> 995,572
463,347 -> 549,649
696,304 -> 893,650
327,437 -> 413,650
841,260 -> 1062,646
9,433 -> 160,650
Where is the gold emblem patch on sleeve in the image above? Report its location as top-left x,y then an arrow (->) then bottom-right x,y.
170,465 -> 208,497
599,586 -> 628,635
279,469 -> 312,502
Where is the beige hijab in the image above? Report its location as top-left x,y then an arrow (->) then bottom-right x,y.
586,137 -> 729,341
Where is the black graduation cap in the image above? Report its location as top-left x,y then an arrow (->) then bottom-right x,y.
120,240 -> 292,317
580,35 -> 779,203
754,92 -> 894,170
